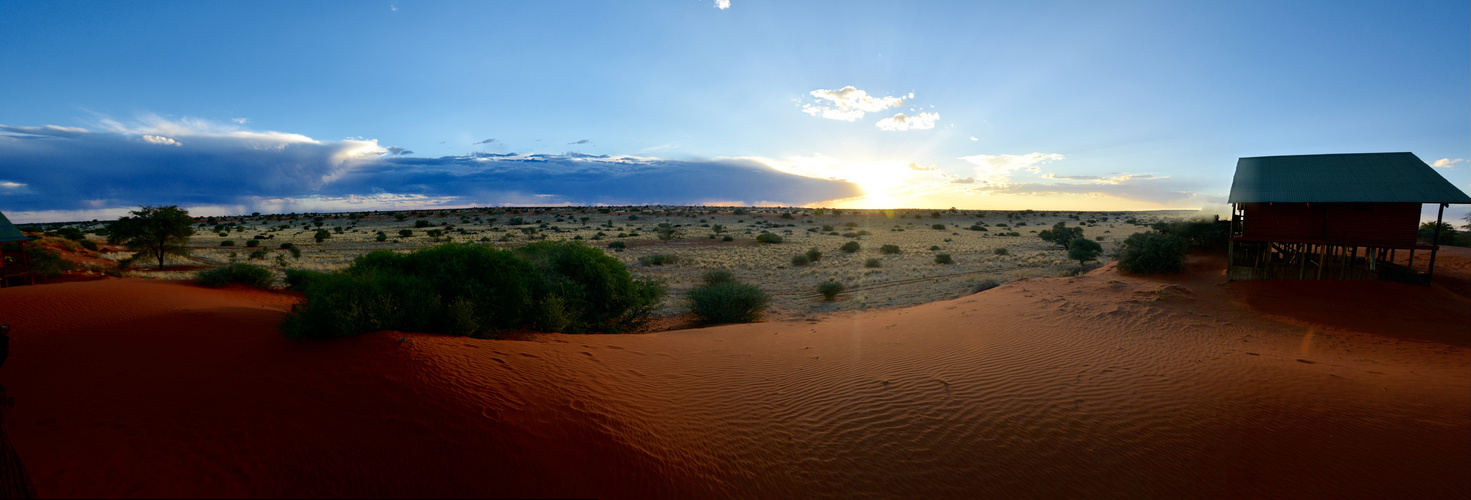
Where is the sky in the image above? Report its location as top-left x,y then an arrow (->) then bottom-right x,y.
1,0 -> 1468,223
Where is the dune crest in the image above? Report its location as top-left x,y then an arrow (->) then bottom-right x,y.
1,255 -> 1468,498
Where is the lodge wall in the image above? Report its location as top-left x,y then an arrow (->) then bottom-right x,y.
1240,202 -> 1418,247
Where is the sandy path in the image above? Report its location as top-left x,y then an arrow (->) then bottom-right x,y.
1,256 -> 1468,498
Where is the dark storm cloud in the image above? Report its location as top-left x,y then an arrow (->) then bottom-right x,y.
0,122 -> 861,215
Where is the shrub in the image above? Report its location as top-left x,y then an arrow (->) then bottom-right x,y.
968,224 -> 987,231
284,269 -> 329,291
721,235 -> 734,242
78,239 -> 98,251
756,232 -> 783,244
816,280 -> 845,301
248,250 -> 268,260
57,227 -> 85,240
607,241 -> 627,250
220,240 -> 236,246
375,231 -> 388,242
929,245 -> 940,251
879,244 -> 900,254
639,254 -> 679,266
245,239 -> 260,247
931,223 -> 946,230
840,241 -> 861,253
934,254 -> 953,264
1067,237 -> 1103,265
280,241 -> 665,338
791,254 -> 811,266
805,247 -> 823,262
415,219 -> 431,228
1116,231 -> 1186,274
197,263 -> 274,289
399,229 -> 413,237
1151,219 -> 1229,250
20,246 -> 75,278
973,279 -> 1001,293
864,258 -> 881,268
686,281 -> 770,324
701,270 -> 736,285
993,247 -> 1008,255
314,229 -> 331,243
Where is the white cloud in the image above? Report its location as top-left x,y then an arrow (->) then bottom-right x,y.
1431,158 -> 1463,168
958,152 -> 1065,184
142,135 -> 181,146
1,181 -> 26,189
715,0 -> 730,9
970,137 -> 978,141
231,117 -> 250,124
875,112 -> 939,131
801,86 -> 906,122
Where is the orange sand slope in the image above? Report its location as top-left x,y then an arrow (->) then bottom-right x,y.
2,255 -> 1469,498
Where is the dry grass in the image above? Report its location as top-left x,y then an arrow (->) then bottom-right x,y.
55,207 -> 1192,318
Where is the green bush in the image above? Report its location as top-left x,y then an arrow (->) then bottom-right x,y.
607,241 -> 627,250
21,246 -> 75,278
756,232 -> 783,244
1039,221 -> 1085,249
221,240 -> 236,246
248,250 -> 268,260
931,223 -> 946,230
841,241 -> 861,253
721,235 -> 734,242
934,254 -> 953,264
816,280 -> 845,301
686,281 -> 770,324
1067,237 -> 1103,264
864,258 -> 881,268
993,248 -> 1008,255
284,269 -> 328,291
375,231 -> 388,242
791,254 -> 811,266
197,263 -> 275,289
280,241 -> 665,339
878,244 -> 901,255
399,229 -> 413,237
805,247 -> 823,262
639,254 -> 679,266
1116,231 -> 1186,274
78,239 -> 98,251
973,279 -> 1001,293
245,239 -> 260,248
701,270 -> 736,285
57,227 -> 86,241
968,224 -> 987,231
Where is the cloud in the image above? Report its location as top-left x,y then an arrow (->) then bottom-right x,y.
569,139 -> 590,145
385,146 -> 413,155
875,112 -> 939,131
0,117 -> 860,221
714,0 -> 730,9
970,137 -> 978,141
957,153 -> 1065,184
142,135 -> 181,146
232,117 -> 250,124
1431,158 -> 1463,168
640,144 -> 678,153
800,86 -> 907,122
473,138 -> 498,145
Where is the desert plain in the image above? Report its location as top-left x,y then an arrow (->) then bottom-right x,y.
1,206 -> 1468,498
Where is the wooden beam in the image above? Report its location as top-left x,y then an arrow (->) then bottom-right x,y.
1427,203 -> 1445,286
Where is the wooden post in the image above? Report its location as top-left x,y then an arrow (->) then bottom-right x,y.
1427,203 -> 1445,286
1316,244 -> 1327,280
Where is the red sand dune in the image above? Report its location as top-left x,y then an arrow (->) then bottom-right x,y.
1,253 -> 1468,498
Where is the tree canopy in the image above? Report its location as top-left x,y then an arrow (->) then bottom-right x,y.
1038,221 -> 1085,250
107,205 -> 196,269
1067,237 -> 1103,265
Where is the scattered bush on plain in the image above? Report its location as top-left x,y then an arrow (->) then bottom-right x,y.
197,262 -> 275,289
816,280 -> 845,301
279,241 -> 666,339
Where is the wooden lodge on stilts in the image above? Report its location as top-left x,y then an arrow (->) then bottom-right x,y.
1226,152 -> 1471,285
0,212 -> 34,288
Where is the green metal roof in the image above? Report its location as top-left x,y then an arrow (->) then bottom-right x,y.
0,211 -> 29,243
1228,152 -> 1471,204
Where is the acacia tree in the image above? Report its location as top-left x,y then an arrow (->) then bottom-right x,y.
1038,221 -> 1085,250
1067,237 -> 1103,265
107,205 -> 196,269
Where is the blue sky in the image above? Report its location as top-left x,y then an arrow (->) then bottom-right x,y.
1,0 -> 1467,223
